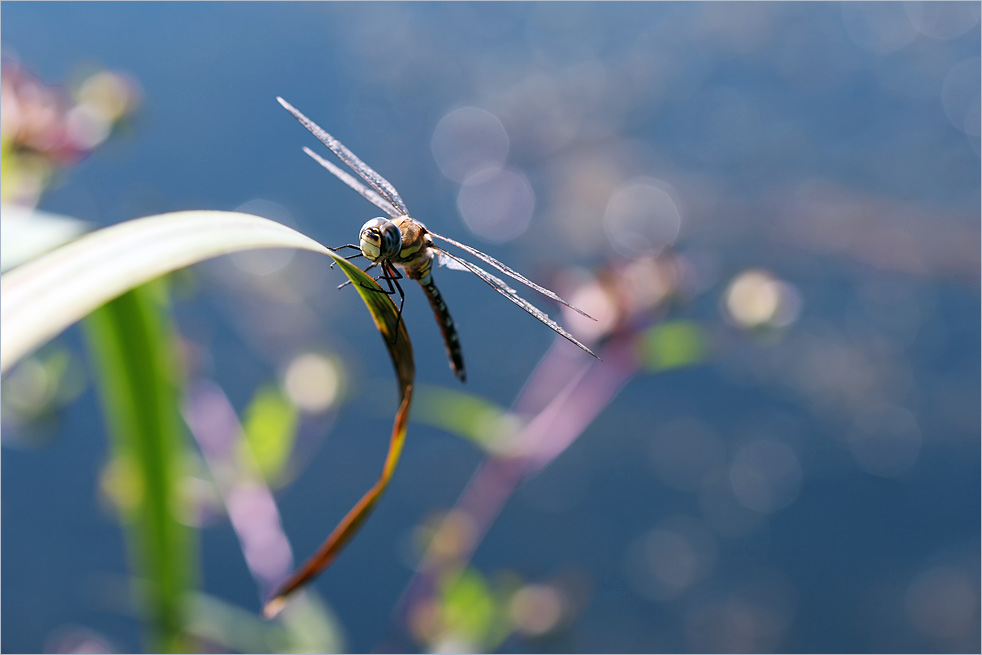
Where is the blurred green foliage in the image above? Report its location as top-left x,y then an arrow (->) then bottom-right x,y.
82,281 -> 195,653
241,384 -> 299,486
415,385 -> 512,454
639,320 -> 708,372
438,567 -> 514,651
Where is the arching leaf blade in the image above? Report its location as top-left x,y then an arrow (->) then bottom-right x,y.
1,211 -> 334,375
262,250 -> 415,617
262,382 -> 413,618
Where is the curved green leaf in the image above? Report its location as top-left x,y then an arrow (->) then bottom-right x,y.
1,211 -> 331,374
259,229 -> 416,619
0,208 -> 417,621
262,384 -> 413,618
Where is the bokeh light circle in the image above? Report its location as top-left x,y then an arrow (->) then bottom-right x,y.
904,2 -> 980,40
723,269 -> 803,330
431,106 -> 509,183
456,167 -> 535,243
283,352 -> 342,414
729,440 -> 803,513
841,2 -> 917,54
624,515 -> 717,601
603,178 -> 681,257
905,565 -> 979,642
649,419 -> 726,492
941,57 -> 981,137
848,403 -> 921,477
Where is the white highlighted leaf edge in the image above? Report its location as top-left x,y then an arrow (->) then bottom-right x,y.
1,210 -> 333,374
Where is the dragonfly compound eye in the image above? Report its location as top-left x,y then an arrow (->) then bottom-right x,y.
359,217 -> 401,261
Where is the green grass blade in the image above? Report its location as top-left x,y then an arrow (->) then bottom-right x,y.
82,281 -> 194,653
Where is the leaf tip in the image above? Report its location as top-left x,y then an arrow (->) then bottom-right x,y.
262,595 -> 288,620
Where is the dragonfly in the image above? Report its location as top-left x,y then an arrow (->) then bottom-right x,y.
278,97 -> 599,382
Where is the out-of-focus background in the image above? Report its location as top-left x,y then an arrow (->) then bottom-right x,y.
2,3 -> 979,653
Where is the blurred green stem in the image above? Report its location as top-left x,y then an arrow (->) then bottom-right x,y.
82,281 -> 195,653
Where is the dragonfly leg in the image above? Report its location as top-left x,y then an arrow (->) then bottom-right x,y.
337,261 -> 379,290
332,253 -> 405,345
344,260 -> 404,316
329,244 -> 362,254
376,264 -> 405,308
374,263 -> 406,345
329,244 -> 364,271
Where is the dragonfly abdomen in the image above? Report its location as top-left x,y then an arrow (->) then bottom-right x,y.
417,276 -> 466,382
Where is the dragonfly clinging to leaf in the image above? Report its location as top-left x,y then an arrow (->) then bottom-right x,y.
278,97 -> 599,381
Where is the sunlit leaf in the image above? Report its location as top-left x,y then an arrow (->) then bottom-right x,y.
1,210 -> 335,375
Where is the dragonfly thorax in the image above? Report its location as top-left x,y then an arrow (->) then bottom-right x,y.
359,217 -> 402,262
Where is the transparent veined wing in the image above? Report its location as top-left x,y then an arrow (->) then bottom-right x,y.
278,97 -> 409,216
303,147 -> 400,219
428,230 -> 596,320
435,251 -> 473,273
434,249 -> 599,359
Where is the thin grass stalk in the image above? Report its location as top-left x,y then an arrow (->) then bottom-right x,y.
82,281 -> 195,653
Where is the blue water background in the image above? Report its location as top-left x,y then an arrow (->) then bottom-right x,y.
2,3 -> 979,653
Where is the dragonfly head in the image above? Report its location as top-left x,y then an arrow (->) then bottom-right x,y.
359,217 -> 402,262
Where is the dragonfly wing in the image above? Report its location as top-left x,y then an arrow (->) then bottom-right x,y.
435,248 -> 599,359
435,252 -> 513,291
303,147 -> 400,218
428,230 -> 596,321
278,97 -> 409,216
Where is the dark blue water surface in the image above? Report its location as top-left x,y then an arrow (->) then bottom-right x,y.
2,3 -> 979,653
